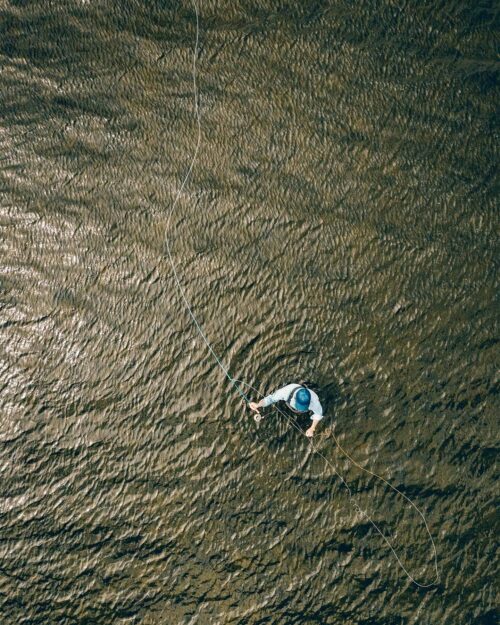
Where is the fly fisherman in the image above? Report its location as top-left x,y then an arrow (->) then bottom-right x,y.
248,383 -> 324,438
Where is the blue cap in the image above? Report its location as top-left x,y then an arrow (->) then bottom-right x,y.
294,387 -> 311,411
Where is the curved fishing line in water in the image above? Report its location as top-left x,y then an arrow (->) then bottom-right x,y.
164,0 -> 439,588
163,0 -> 250,405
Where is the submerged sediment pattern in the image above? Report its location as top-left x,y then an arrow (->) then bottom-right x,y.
0,1 -> 497,623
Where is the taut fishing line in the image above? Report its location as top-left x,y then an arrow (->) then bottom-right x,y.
164,0 -> 439,588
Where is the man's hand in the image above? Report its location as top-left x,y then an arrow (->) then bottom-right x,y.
306,421 -> 319,437
248,401 -> 263,422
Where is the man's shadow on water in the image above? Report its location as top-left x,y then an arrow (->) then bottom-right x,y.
265,406 -> 310,448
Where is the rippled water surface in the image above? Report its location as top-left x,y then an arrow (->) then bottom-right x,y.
0,1 -> 498,623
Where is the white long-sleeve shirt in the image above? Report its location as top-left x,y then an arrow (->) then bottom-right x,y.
260,383 -> 324,421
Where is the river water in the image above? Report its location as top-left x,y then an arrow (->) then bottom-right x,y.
0,1 -> 498,624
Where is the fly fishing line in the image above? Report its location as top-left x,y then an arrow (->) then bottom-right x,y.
164,0 -> 439,588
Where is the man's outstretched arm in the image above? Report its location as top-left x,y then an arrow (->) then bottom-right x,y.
248,383 -> 298,413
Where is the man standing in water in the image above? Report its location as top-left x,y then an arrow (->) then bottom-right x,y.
248,383 -> 324,437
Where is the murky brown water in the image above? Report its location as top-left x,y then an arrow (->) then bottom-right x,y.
0,1 -> 498,623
